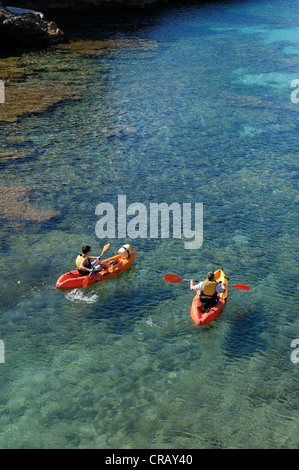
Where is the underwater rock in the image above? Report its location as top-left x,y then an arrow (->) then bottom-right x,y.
0,55 -> 24,80
58,37 -> 160,56
232,233 -> 249,246
0,186 -> 57,222
0,148 -> 33,162
100,124 -> 138,138
0,80 -> 83,123
0,137 -> 35,162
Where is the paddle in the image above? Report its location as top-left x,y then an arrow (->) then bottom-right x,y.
164,274 -> 251,290
94,243 -> 110,266
83,243 -> 110,288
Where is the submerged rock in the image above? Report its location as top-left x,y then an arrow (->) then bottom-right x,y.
0,79 -> 83,123
0,82 -> 82,122
0,137 -> 35,162
100,125 -> 138,138
0,185 -> 57,222
0,148 -> 34,162
0,4 -> 64,47
58,37 -> 160,56
0,55 -> 24,80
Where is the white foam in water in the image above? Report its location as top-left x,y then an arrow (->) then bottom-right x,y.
146,317 -> 154,327
65,289 -> 98,304
145,317 -> 162,328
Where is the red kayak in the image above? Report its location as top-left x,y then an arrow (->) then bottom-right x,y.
56,250 -> 136,289
190,269 -> 228,325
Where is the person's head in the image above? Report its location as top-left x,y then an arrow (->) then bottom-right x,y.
82,245 -> 91,255
207,271 -> 215,281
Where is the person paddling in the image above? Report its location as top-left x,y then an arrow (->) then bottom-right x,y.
76,245 -> 112,276
190,271 -> 226,310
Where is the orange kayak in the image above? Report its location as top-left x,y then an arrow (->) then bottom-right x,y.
190,269 -> 228,325
56,250 -> 136,289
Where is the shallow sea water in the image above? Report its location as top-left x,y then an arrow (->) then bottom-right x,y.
0,0 -> 298,448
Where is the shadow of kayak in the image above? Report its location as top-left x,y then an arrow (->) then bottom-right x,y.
223,307 -> 268,358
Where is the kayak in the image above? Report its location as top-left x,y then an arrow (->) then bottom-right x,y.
56,249 -> 136,289
190,269 -> 228,325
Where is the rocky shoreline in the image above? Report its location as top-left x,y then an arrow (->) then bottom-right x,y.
0,2 -> 65,47
9,0 -> 162,10
0,0 -> 169,49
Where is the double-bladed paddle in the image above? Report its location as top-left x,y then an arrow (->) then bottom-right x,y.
83,243 -> 110,288
164,274 -> 250,290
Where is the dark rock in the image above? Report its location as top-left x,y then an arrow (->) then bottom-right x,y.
0,4 -> 64,46
3,1 -> 161,11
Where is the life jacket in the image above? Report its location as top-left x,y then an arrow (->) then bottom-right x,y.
200,280 -> 217,298
76,254 -> 91,269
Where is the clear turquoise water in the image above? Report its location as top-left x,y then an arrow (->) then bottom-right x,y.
0,0 -> 299,449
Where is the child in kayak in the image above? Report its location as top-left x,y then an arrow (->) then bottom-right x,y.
190,271 -> 226,310
76,245 -> 114,276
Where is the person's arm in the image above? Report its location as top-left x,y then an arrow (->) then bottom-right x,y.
190,280 -> 203,292
90,255 -> 105,268
216,282 -> 226,293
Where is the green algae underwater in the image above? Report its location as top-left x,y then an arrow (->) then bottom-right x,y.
0,0 -> 298,449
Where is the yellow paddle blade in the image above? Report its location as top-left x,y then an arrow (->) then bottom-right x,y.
100,243 -> 110,256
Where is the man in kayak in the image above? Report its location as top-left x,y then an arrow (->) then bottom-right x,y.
76,245 -> 113,276
190,271 -> 226,310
